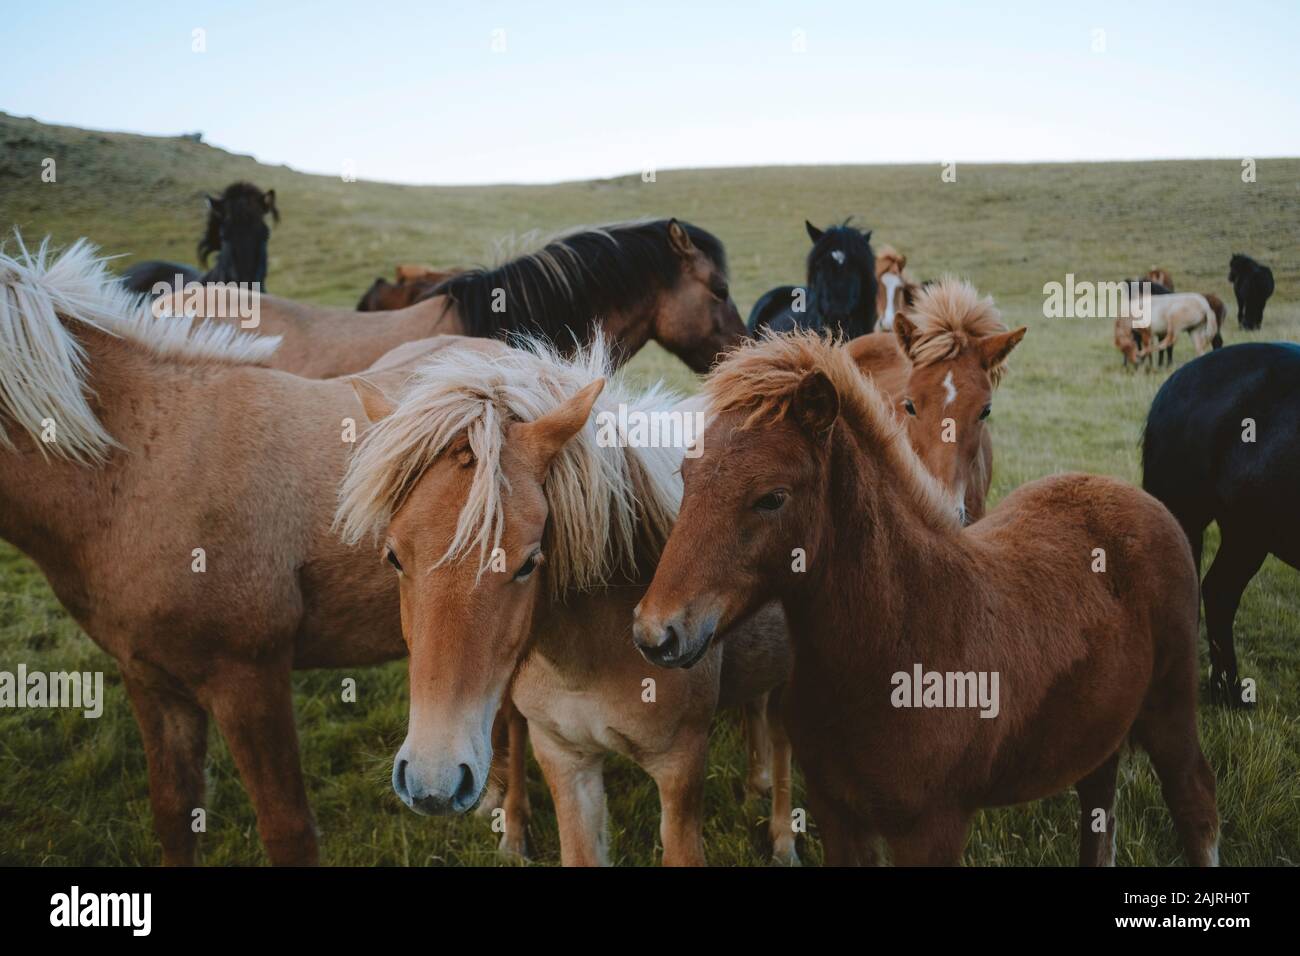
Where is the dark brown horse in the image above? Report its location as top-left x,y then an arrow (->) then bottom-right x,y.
120,182 -> 279,293
632,329 -> 1219,866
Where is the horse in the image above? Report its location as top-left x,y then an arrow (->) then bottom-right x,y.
119,182 -> 279,294
0,236 -> 474,865
845,280 -> 1025,523
334,339 -> 799,865
1118,281 -> 1225,368
157,219 -> 745,378
631,331 -> 1219,866
746,220 -> 877,338
873,245 -> 919,332
356,266 -> 458,311
1146,268 -> 1175,291
1228,254 -> 1275,330
1142,342 -> 1300,707
1122,286 -> 1222,363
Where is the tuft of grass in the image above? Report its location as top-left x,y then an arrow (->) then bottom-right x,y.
0,113 -> 1297,865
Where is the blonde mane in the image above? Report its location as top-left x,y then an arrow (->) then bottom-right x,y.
0,234 -> 281,464
335,337 -> 684,596
705,331 -> 960,531
903,277 -> 1011,385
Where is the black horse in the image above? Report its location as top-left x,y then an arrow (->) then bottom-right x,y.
119,182 -> 279,294
1229,254 -> 1275,330
747,220 -> 876,338
1142,342 -> 1300,706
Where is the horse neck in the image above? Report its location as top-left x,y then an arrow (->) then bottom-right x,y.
585,299 -> 656,368
790,421 -> 974,680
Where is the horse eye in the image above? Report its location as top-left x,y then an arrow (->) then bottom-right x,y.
386,548 -> 403,573
712,282 -> 730,300
754,490 -> 788,513
979,404 -> 992,420
515,551 -> 542,581
903,399 -> 917,416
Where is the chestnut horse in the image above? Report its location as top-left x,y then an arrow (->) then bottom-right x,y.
873,245 -> 919,332
0,237 -> 489,865
357,266 -> 458,311
160,219 -> 745,378
335,339 -> 797,865
846,281 -> 1025,524
632,331 -> 1219,866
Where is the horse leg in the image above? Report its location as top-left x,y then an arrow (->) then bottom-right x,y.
806,788 -> 878,865
1132,707 -> 1219,866
206,662 -> 318,865
121,665 -> 209,865
1201,531 -> 1266,707
885,809 -> 971,866
476,703 -> 512,819
767,687 -> 800,866
645,729 -> 709,867
1075,750 -> 1121,866
529,727 -> 608,866
740,691 -> 773,798
498,703 -> 532,859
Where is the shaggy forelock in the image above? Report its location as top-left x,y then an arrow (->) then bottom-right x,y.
904,277 -> 1010,385
334,336 -> 684,596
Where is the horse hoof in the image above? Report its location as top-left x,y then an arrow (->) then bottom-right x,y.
770,843 -> 802,867
497,832 -> 530,861
474,786 -> 504,818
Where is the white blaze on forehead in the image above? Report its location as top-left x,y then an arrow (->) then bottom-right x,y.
830,250 -> 846,265
942,370 -> 958,406
881,272 -> 902,326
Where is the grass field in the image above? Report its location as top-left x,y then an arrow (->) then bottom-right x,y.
1,111 -> 1297,866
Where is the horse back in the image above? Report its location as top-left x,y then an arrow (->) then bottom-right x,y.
747,285 -> 817,335
119,260 -> 203,294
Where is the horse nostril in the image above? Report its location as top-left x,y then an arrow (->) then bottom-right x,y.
393,758 -> 409,798
453,763 -> 477,809
661,624 -> 681,659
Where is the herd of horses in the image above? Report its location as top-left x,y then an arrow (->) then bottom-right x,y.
0,179 -> 1292,867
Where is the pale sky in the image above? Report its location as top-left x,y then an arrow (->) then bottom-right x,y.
3,0 -> 1297,185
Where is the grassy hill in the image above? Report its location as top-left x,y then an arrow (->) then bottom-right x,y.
1,111 -> 1297,865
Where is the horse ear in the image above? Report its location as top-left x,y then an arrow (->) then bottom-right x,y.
976,327 -> 1028,370
263,189 -> 280,222
667,219 -> 696,259
893,313 -> 919,356
512,379 -> 605,480
351,377 -> 397,423
805,220 -> 825,244
793,370 -> 839,436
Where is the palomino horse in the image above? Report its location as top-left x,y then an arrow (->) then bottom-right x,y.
1126,288 -> 1223,361
160,219 -> 745,378
846,280 -> 1025,524
873,244 -> 919,332
120,182 -> 279,294
0,237 -> 484,865
632,332 -> 1219,866
747,220 -> 877,338
357,266 -> 458,311
1144,342 -> 1300,707
335,340 -> 798,865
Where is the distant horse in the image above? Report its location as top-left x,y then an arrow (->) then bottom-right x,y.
335,339 -> 798,865
356,266 -> 458,311
846,279 -> 1025,523
0,236 -> 475,865
1229,254 -> 1274,330
158,219 -> 745,377
1146,268 -> 1174,291
1118,281 -> 1225,367
747,220 -> 876,338
633,332 -> 1219,866
1123,286 -> 1222,363
1143,342 -> 1300,707
873,245 -> 920,332
120,182 -> 278,294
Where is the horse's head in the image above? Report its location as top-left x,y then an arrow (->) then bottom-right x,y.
199,182 -> 278,285
348,375 -> 602,815
652,219 -> 746,372
1228,254 -> 1249,284
356,276 -> 394,311
874,245 -> 911,331
805,219 -> 877,336
886,311 -> 1025,525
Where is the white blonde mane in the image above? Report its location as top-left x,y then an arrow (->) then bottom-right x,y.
335,337 -> 684,596
0,234 -> 281,464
